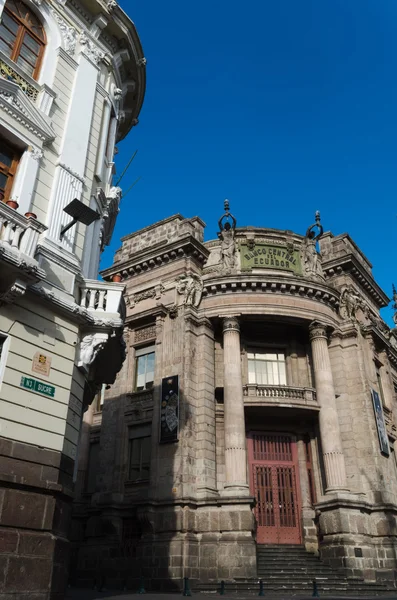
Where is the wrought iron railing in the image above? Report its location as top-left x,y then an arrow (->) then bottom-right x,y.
0,56 -> 39,102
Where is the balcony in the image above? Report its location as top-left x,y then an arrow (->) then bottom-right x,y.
78,279 -> 125,318
243,384 -> 318,410
0,203 -> 46,303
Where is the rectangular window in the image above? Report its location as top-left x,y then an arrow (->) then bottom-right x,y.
128,425 -> 151,482
248,351 -> 286,385
0,141 -> 20,202
135,345 -> 155,391
93,385 -> 105,412
85,441 -> 100,494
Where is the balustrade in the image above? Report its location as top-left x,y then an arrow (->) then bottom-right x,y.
243,384 -> 317,407
79,279 -> 124,316
0,203 -> 45,259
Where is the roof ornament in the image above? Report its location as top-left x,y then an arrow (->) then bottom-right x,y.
392,284 -> 397,326
301,211 -> 325,282
305,210 -> 323,241
218,199 -> 237,273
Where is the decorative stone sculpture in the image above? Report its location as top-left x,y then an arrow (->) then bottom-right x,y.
79,333 -> 107,370
339,286 -> 365,322
176,274 -> 203,308
218,199 -> 237,272
301,211 -> 324,281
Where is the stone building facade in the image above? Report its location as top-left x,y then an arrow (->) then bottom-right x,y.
73,207 -> 397,590
0,0 -> 145,597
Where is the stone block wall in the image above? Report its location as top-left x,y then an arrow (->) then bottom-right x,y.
0,439 -> 73,599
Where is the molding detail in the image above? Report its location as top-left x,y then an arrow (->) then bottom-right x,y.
107,0 -> 118,10
0,79 -> 55,142
223,316 -> 240,334
309,321 -> 328,341
78,333 -> 108,372
29,147 -> 43,161
0,279 -> 27,306
79,32 -> 105,65
51,9 -> 77,56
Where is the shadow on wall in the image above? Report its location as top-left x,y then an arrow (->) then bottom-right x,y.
360,465 -> 397,583
69,382 -> 193,593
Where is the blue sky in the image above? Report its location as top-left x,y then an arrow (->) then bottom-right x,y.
105,0 -> 397,323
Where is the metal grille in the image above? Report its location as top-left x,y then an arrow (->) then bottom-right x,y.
277,467 -> 297,528
255,466 -> 275,526
253,434 -> 293,462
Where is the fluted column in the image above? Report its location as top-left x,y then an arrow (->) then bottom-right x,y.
309,322 -> 348,493
222,316 -> 249,496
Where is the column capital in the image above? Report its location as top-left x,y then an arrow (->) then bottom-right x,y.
222,316 -> 240,334
309,321 -> 328,341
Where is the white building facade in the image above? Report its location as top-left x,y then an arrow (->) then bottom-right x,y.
0,0 -> 145,597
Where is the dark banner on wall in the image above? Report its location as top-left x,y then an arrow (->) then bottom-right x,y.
371,389 -> 390,456
160,375 -> 179,443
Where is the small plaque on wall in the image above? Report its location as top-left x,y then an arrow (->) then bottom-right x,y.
32,351 -> 52,377
160,375 -> 179,443
371,389 -> 390,456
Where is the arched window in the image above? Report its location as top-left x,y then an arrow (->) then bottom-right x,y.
0,0 -> 46,79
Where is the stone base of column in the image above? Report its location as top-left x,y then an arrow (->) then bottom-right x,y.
323,451 -> 349,493
222,484 -> 250,497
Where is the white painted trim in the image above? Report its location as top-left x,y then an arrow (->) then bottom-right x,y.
0,0 -> 6,19
95,98 -> 112,182
12,147 -> 42,215
0,332 -> 11,394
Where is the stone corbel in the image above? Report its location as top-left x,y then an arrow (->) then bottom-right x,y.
0,278 -> 27,306
78,332 -> 109,373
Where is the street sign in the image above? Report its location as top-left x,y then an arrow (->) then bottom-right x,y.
20,376 -> 56,398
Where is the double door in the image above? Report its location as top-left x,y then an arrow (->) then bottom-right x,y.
248,433 -> 302,544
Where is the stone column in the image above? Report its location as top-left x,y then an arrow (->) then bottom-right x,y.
222,316 -> 249,496
309,322 -> 348,493
297,435 -> 312,509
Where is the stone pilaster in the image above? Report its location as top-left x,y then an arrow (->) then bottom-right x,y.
222,317 -> 249,496
309,321 -> 348,493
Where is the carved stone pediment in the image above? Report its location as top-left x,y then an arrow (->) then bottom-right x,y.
0,79 -> 55,143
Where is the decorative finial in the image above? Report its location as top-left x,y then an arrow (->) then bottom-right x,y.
218,199 -> 236,233
305,210 -> 323,241
392,284 -> 397,308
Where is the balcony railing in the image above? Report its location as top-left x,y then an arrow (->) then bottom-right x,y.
243,384 -> 317,408
79,279 -> 125,315
0,56 -> 39,102
0,203 -> 46,259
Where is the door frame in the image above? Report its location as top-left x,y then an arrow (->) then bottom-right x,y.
247,431 -> 303,545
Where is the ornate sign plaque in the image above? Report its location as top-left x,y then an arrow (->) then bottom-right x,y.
160,375 -> 179,443
32,351 -> 52,377
239,243 -> 302,275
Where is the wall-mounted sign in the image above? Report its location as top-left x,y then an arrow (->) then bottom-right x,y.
32,351 -> 52,377
371,389 -> 390,456
20,376 -> 56,398
160,375 -> 179,443
239,243 -> 302,275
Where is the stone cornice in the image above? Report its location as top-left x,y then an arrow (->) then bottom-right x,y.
322,254 -> 389,309
202,275 -> 340,312
125,305 -> 168,326
101,235 -> 209,281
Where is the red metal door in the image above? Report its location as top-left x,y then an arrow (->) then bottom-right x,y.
248,433 -> 302,544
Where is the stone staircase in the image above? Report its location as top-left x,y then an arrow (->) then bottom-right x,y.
197,545 -> 395,596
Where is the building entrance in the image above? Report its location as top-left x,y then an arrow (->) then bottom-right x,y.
248,433 -> 302,544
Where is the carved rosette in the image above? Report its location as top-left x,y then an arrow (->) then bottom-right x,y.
222,316 -> 240,334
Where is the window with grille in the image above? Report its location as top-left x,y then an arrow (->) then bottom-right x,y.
128,425 -> 151,482
248,351 -> 287,386
0,0 -> 46,79
0,141 -> 20,202
134,345 -> 155,391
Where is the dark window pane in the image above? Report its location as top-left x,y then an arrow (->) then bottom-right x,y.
16,54 -> 34,76
2,12 -> 19,35
0,37 -> 13,57
20,41 -> 38,64
0,149 -> 13,168
0,173 -> 8,190
23,33 -> 39,54
86,443 -> 100,494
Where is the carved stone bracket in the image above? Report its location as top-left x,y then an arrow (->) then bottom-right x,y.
0,279 -> 27,306
78,332 -> 109,373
